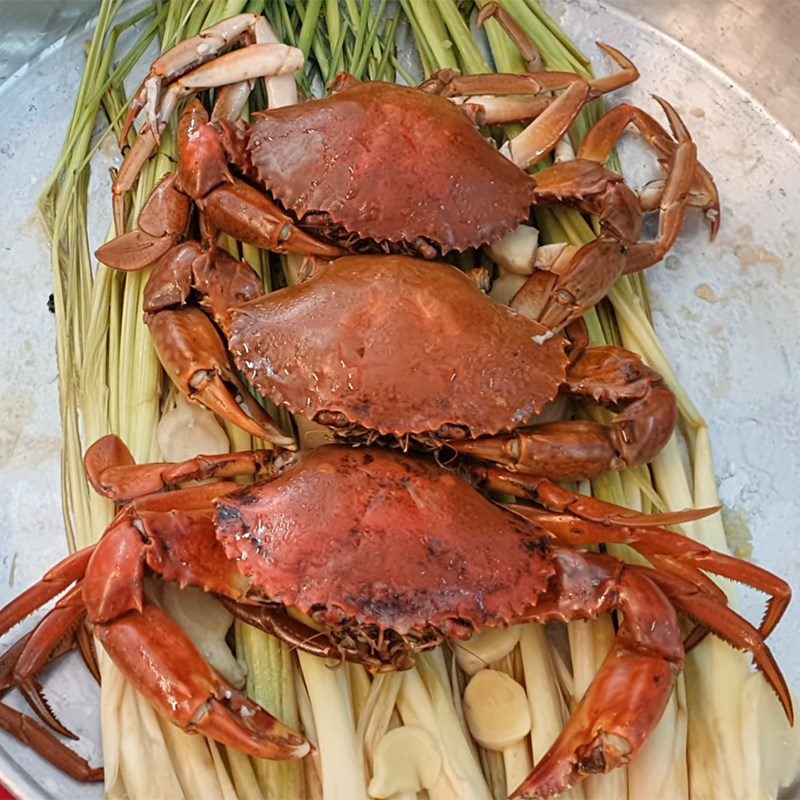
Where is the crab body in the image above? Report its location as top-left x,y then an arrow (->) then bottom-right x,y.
0,439 -> 789,798
234,81 -> 535,254
228,254 -> 568,439
216,446 -> 557,656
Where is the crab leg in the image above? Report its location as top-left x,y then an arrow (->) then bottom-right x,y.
177,101 -> 340,257
150,45 -> 302,141
122,14 -> 302,141
83,499 -> 309,760
220,599 -> 342,662
110,127 -> 157,236
476,2 -> 544,70
115,27 -> 303,210
199,178 -> 344,257
99,172 -> 192,264
595,97 -> 698,272
96,604 -> 310,759
0,547 -> 94,639
507,502 -> 790,638
0,704 -> 102,782
454,345 -> 676,480
511,553 -> 681,797
631,565 -> 792,719
508,100 -> 704,326
5,587 -> 86,738
508,237 -> 627,330
511,549 -> 790,798
579,100 -> 720,238
148,307 -> 296,447
463,95 -> 552,125
84,434 -> 276,502
422,69 -> 592,168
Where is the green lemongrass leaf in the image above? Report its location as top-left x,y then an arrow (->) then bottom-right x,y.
296,0 -> 330,78
407,0 -> 458,70
326,0 -> 342,56
325,13 -> 349,82
432,0 -> 490,74
348,0 -> 373,78
352,0 -> 389,79
375,14 -> 401,81
523,0 -> 590,66
391,54 -> 417,87
481,13 -> 526,73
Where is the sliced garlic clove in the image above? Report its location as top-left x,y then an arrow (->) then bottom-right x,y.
454,626 -> 522,676
490,274 -> 528,307
157,394 -> 230,461
463,669 -> 531,751
368,726 -> 442,798
487,224 -> 539,276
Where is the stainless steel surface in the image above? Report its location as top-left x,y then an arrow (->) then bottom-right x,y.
608,0 -> 800,138
0,1 -> 798,797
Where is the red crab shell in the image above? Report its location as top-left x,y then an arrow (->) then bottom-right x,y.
214,446 -> 555,635
240,81 -> 535,253
226,254 -> 570,439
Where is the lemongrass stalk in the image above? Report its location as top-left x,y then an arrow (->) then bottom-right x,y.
326,22 -> 349,82
374,14 -> 401,81
406,0 -> 458,70
348,0 -> 373,79
608,282 -> 703,425
628,675 -> 689,799
295,0 -> 331,82
158,718 -> 230,799
297,0 -> 324,59
518,627 -> 585,800
447,652 -> 483,762
227,746 -> 265,800
650,436 -> 751,799
415,655 -> 493,799
295,668 -> 325,800
426,647 -> 454,689
298,650 -> 368,799
395,5 -> 436,77
98,649 -> 126,798
326,0 -> 342,58
236,621 -> 304,797
392,54 -> 418,87
614,471 -> 690,798
432,0 -> 490,73
480,654 -> 534,794
396,669 -> 472,800
352,0 -> 389,79
359,672 -> 403,769
208,741 -> 241,800
119,686 -> 186,800
349,662 -> 374,723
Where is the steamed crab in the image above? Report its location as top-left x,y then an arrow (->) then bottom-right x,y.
114,247 -> 679,481
98,11 -> 719,332
0,440 -> 789,796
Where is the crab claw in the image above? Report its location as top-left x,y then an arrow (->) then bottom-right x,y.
121,15 -> 288,141
97,173 -> 191,270
95,604 -> 311,760
148,307 -> 296,448
84,433 -> 274,503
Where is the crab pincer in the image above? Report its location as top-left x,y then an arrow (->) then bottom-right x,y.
149,307 -> 294,447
